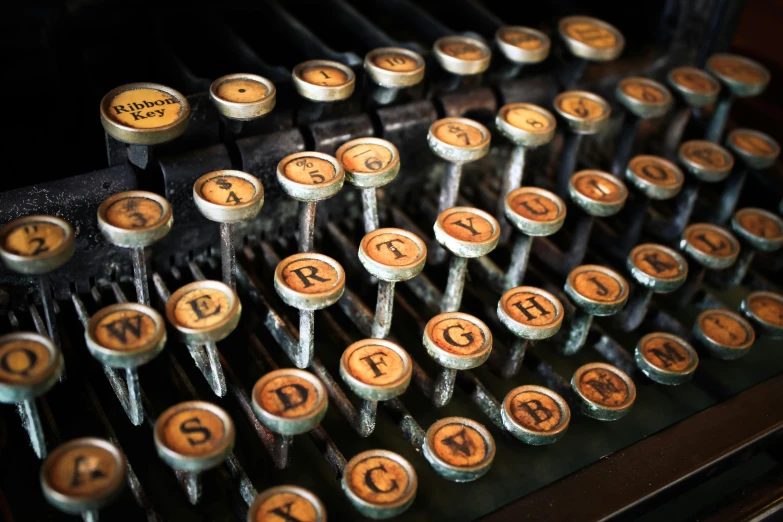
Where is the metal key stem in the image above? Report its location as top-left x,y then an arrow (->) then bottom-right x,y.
299,201 -> 317,252
220,223 -> 237,290
131,247 -> 150,305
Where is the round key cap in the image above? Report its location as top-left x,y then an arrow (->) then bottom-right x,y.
732,207 -> 783,252
680,223 -> 740,269
569,170 -> 628,217
0,332 -> 63,403
571,362 -> 636,421
165,280 -> 241,344
209,73 -> 276,121
505,187 -> 567,236
340,339 -> 412,401
428,117 -> 491,164
501,385 -> 571,445
433,35 -> 491,75
248,485 -> 326,522
41,437 -> 127,516
193,170 -> 264,223
359,228 -> 426,282
565,265 -> 630,316
726,129 -> 780,170
274,253 -> 346,310
635,332 -> 698,385
97,191 -> 173,247
679,140 -> 735,183
277,151 -> 345,202
693,308 -> 755,360
667,67 -> 721,108
85,303 -> 166,368
364,47 -> 425,88
336,137 -> 400,189
0,215 -> 75,275
252,368 -> 328,435
341,449 -> 417,519
558,16 -> 624,61
292,59 -> 356,102
495,26 -> 550,64
498,286 -> 564,339
100,83 -> 190,145
706,53 -> 770,97
627,243 -> 689,293
616,77 -> 673,119
625,155 -> 685,200
422,416 -> 495,482
553,91 -> 611,134
496,103 -> 557,148
741,291 -> 783,338
434,207 -> 500,258
423,312 -> 492,370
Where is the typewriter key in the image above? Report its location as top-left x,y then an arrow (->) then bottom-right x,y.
97,191 -> 173,305
434,207 -> 500,312
248,485 -> 327,522
559,16 -> 624,62
154,401 -> 235,504
359,228 -> 426,338
85,303 -> 166,425
680,223 -> 740,270
292,59 -> 356,102
252,368 -> 328,435
423,417 -> 495,482
571,362 -> 636,421
667,67 -> 721,108
635,332 -> 698,385
501,385 -> 571,445
342,449 -> 417,519
209,73 -> 276,121
41,437 -> 126,519
364,47 -> 425,89
498,286 -> 564,378
274,253 -> 345,368
433,35 -> 491,76
693,308 -> 755,360
336,137 -> 400,233
741,291 -> 783,339
340,339 -> 412,402
0,332 -> 63,458
719,208 -> 783,287
495,26 -> 550,65
193,170 -> 264,289
679,140 -> 734,183
727,129 -> 780,170
569,170 -> 628,217
277,151 -> 345,252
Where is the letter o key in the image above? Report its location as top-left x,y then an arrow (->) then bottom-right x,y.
252,368 -> 328,435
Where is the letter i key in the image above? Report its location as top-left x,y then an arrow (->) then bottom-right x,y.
0,332 -> 63,458
154,401 -> 235,505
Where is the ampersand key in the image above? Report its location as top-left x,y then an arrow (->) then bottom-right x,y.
292,59 -> 356,102
501,384 -> 571,444
0,332 -> 63,458
741,291 -> 783,339
364,47 -> 425,105
97,190 -> 173,305
41,437 -> 127,520
693,308 -> 755,360
193,170 -> 264,289
635,332 -> 699,385
422,416 -> 495,482
571,362 -> 636,421
558,16 -> 624,86
341,449 -> 417,519
664,67 -> 721,157
277,151 -> 345,253
247,485 -> 327,522
433,35 -> 491,76
154,401 -> 235,505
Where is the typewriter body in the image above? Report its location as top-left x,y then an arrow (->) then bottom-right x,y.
1,1 -> 782,521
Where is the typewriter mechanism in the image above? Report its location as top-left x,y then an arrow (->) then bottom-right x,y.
1,1 -> 782,521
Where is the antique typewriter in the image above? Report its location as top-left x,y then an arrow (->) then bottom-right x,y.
1,1 -> 782,521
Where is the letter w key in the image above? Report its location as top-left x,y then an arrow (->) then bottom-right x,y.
102,314 -> 144,344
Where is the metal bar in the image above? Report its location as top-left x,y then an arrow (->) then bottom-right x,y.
298,201 -> 317,252
131,247 -> 151,305
37,274 -> 60,347
611,115 -> 640,177
557,133 -> 583,197
220,222 -> 237,290
18,399 -> 46,459
441,255 -> 468,312
501,338 -> 530,379
705,93 -> 734,142
503,234 -> 533,291
431,162 -> 463,264
560,309 -> 593,356
372,281 -> 395,338
362,187 -> 380,233
497,145 -> 527,241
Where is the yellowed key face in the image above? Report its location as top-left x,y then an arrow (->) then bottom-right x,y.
503,107 -> 555,133
506,389 -> 563,432
628,156 -> 682,188
576,367 -> 631,406
427,316 -> 487,356
363,230 -> 425,268
731,131 -> 777,157
347,455 -> 411,504
699,310 -> 753,348
437,39 -> 487,60
345,343 -> 407,387
299,65 -> 350,87
107,88 -> 185,129
4,220 -> 66,257
746,294 -> 783,328
92,309 -> 158,352
159,407 -> 227,456
681,141 -> 731,169
501,290 -> 561,328
340,142 -> 394,173
254,492 -> 319,522
708,55 -> 767,85
508,191 -> 563,223
631,245 -> 684,280
671,68 -> 718,94
429,421 -> 490,467
557,94 -> 607,121
0,338 -> 52,384
105,196 -> 165,230
498,27 -> 546,50
431,121 -> 485,148
736,210 -> 783,240
684,225 -> 737,259
571,269 -> 624,302
621,81 -> 667,103
572,173 -> 624,203
255,374 -> 321,419
639,335 -> 693,372
215,78 -> 269,104
371,51 -> 420,72
279,257 -> 340,294
562,21 -> 617,48
200,175 -> 258,207
282,156 -> 338,186
172,288 -> 232,329
440,210 -> 495,242
45,444 -> 120,498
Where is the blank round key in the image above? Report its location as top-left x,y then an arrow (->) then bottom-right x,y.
98,190 -> 173,305
433,35 -> 491,76
423,312 -> 492,406
571,363 -> 636,420
85,303 -> 166,425
0,332 -> 63,458
741,291 -> 783,339
252,368 -> 328,435
358,228 -> 426,338
501,385 -> 571,445
434,207 -> 500,312
495,26 -> 551,65
41,437 -> 126,520
422,416 -> 495,482
336,137 -> 400,233
340,338 -> 412,402
247,485 -> 327,522
364,47 -> 425,105
693,308 -> 755,360
277,151 -> 344,252
292,59 -> 356,102
275,253 -> 345,368
193,170 -> 264,289
341,449 -> 417,519
558,16 -> 624,87
209,73 -> 276,121
154,401 -> 235,505
635,332 -> 698,385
